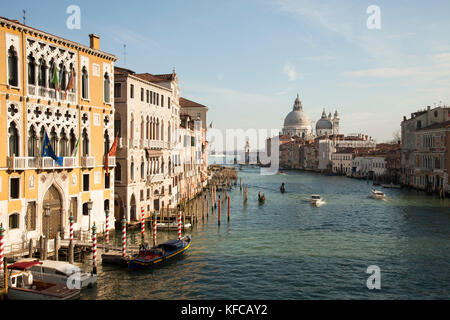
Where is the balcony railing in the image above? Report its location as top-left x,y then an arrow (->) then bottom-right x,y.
104,156 -> 116,167
149,140 -> 164,149
38,157 -> 77,169
147,173 -> 164,183
28,84 -> 36,96
32,86 -> 76,103
81,156 -> 95,168
7,157 -> 38,170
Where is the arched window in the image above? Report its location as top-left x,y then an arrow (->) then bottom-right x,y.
146,116 -> 150,140
161,121 -> 164,141
141,117 -> 144,140
69,129 -> 76,155
9,213 -> 20,229
48,59 -> 56,90
104,131 -> 110,156
38,58 -> 47,87
8,46 -> 18,87
81,66 -> 89,99
8,121 -> 19,157
50,127 -> 58,154
115,162 -> 122,182
59,129 -> 68,157
82,128 -> 89,156
141,160 -> 145,179
130,161 -> 135,181
28,54 -> 36,85
26,202 -> 36,231
104,73 -> 110,103
60,63 -> 67,92
28,126 -> 38,157
39,127 -> 45,153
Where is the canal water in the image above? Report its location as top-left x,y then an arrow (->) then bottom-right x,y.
81,167 -> 450,299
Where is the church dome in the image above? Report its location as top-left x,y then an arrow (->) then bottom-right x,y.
316,109 -> 332,130
283,94 -> 312,128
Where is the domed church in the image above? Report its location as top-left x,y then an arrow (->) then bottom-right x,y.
282,94 -> 340,138
282,94 -> 313,138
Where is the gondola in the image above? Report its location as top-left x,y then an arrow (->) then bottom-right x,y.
280,183 -> 286,193
127,235 -> 191,270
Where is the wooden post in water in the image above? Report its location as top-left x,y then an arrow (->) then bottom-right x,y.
28,239 -> 33,258
43,237 -> 48,260
54,232 -> 60,261
218,195 -> 221,226
228,196 -> 230,222
3,260 -> 7,298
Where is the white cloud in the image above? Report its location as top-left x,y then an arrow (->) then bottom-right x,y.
283,62 -> 298,81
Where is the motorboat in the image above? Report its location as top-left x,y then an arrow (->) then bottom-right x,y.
310,194 -> 325,206
156,221 -> 192,231
6,264 -> 80,300
127,235 -> 191,270
370,189 -> 386,199
10,258 -> 97,289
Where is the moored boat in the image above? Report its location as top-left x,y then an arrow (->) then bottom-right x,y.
127,235 -> 191,270
6,264 -> 80,300
156,222 -> 192,231
10,258 -> 97,289
370,189 -> 386,199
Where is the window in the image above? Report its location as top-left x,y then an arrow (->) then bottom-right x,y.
114,119 -> 121,138
26,202 -> 37,231
82,128 -> 89,156
130,84 -> 134,99
83,174 -> 90,192
105,173 -> 110,189
10,177 -> 20,199
146,90 -> 150,103
150,91 -> 153,104
141,161 -> 145,179
161,95 -> 164,107
9,121 -> 19,157
104,73 -> 110,103
104,131 -> 110,156
81,67 -> 89,99
168,97 -> 171,108
82,203 -> 89,216
70,197 -> 78,223
59,129 -> 68,157
38,58 -> 47,87
130,161 -> 135,181
8,46 -> 18,87
114,83 -> 121,98
28,126 -> 38,157
9,213 -> 19,229
115,162 -> 122,182
141,88 -> 144,102
28,54 -> 36,85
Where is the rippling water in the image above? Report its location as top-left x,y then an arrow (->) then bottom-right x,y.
81,168 -> 450,300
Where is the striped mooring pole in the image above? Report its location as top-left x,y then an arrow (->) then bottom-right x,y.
0,224 -> 4,273
141,207 -> 145,236
153,211 -> 157,247
121,218 -> 127,258
69,215 -> 74,242
178,211 -> 182,240
92,223 -> 97,274
105,209 -> 110,244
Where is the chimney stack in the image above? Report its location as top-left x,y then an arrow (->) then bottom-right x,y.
89,34 -> 100,50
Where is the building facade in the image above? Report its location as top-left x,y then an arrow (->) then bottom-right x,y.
1,17 -> 117,248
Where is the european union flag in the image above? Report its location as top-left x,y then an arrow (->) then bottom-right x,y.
41,131 -> 64,166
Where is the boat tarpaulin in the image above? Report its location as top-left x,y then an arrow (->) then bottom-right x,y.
8,260 -> 43,270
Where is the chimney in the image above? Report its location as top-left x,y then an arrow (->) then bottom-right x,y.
427,106 -> 431,111
89,34 -> 100,50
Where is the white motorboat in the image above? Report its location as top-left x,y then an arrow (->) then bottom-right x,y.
11,259 -> 97,289
156,222 -> 192,231
370,189 -> 386,199
310,194 -> 325,206
6,264 -> 80,300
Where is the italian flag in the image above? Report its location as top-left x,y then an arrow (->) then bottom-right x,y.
51,63 -> 60,91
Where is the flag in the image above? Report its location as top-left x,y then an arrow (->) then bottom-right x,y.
71,135 -> 81,158
41,131 -> 63,166
105,135 -> 119,176
51,63 -> 60,91
65,68 -> 74,99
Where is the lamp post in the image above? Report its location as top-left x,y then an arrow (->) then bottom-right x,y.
44,203 -> 51,239
87,199 -> 93,232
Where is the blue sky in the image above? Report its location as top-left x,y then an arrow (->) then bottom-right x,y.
2,0 -> 450,142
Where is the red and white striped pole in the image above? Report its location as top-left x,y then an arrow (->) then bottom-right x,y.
0,224 -> 4,273
141,207 -> 145,236
69,215 -> 74,242
121,218 -> 127,258
92,223 -> 97,274
153,212 -> 157,247
105,209 -> 110,244
178,211 -> 182,240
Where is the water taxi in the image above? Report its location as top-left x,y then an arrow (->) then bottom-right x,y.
370,189 -> 386,199
310,194 -> 325,206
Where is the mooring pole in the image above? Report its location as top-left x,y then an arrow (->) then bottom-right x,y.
121,218 -> 127,258
92,223 -> 97,275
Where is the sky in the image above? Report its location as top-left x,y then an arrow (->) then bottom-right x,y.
2,0 -> 450,143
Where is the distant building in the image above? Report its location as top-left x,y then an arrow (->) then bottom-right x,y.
282,94 -> 313,138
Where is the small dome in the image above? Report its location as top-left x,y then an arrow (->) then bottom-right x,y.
316,118 -> 332,130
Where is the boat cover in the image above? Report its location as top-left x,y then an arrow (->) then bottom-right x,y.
157,239 -> 184,251
8,260 -> 42,270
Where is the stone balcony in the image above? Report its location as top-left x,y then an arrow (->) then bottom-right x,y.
147,173 -> 164,183
28,85 -> 76,104
7,156 -> 78,170
104,156 -> 116,167
7,157 -> 37,170
81,156 -> 95,168
149,140 -> 164,150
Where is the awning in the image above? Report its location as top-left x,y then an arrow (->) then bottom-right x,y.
8,260 -> 43,270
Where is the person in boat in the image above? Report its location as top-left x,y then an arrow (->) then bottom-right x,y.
280,183 -> 285,193
258,192 -> 261,201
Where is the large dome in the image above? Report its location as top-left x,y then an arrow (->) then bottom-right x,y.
316,110 -> 332,129
282,94 -> 313,138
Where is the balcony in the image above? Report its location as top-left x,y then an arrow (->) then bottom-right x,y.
7,157 -> 38,171
81,156 -> 95,168
32,86 -> 76,103
28,84 -> 37,96
147,173 -> 164,183
149,140 -> 164,150
37,157 -> 77,170
104,156 -> 116,167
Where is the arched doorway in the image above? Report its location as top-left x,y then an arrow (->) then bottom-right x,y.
42,185 -> 62,239
130,194 -> 136,221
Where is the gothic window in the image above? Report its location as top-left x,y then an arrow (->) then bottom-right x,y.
82,66 -> 89,99
28,54 -> 36,85
141,160 -> 145,179
82,128 -> 89,156
50,127 -> 58,154
59,129 -> 68,157
60,63 -> 67,91
104,131 -> 110,156
130,161 -> 135,181
49,59 -> 56,89
69,129 -> 76,155
38,58 -> 47,87
8,46 -> 18,87
39,127 -> 45,153
28,126 -> 38,157
26,202 -> 37,231
8,121 -> 19,157
104,73 -> 110,103
115,162 -> 122,182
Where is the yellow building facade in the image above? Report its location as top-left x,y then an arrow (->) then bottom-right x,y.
0,17 -> 118,250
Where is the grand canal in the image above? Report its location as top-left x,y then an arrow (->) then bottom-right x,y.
81,167 -> 450,299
